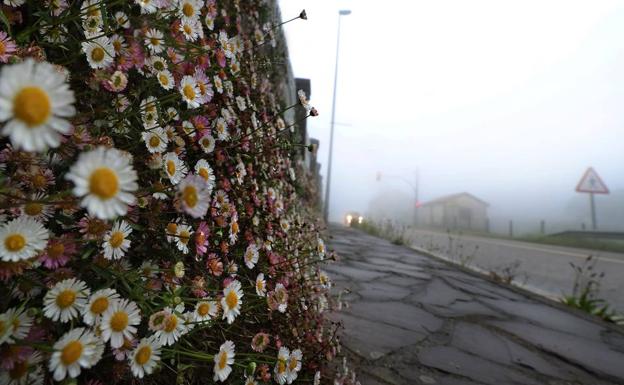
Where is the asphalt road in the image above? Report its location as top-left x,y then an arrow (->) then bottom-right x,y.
406,229 -> 624,312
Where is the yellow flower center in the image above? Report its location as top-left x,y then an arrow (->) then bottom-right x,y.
32,174 -> 47,189
179,230 -> 190,245
256,280 -> 264,291
89,167 -> 119,199
158,74 -> 169,86
110,311 -> 129,332
109,231 -> 125,248
218,351 -> 228,370
183,84 -> 196,100
48,242 -> 65,259
24,202 -> 43,216
201,138 -> 211,147
0,41 -> 5,56
13,86 -> 51,127
183,25 -> 192,35
197,303 -> 210,316
135,346 -> 152,365
5,234 -> 26,252
182,185 -> 198,208
113,40 -> 122,52
231,222 -> 239,234
91,46 -> 105,62
198,168 -> 209,180
163,314 -> 178,332
150,37 -> 160,46
149,135 -> 161,148
195,232 -> 206,245
225,290 -> 238,309
56,290 -> 76,309
154,61 -> 165,71
182,3 -> 194,18
90,296 -> 109,314
61,340 -> 83,365
198,82 -> 206,95
277,359 -> 287,374
166,160 -> 176,176
166,223 -> 177,235
288,357 -> 298,371
9,361 -> 28,380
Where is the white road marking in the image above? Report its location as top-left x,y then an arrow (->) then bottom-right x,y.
411,230 -> 624,265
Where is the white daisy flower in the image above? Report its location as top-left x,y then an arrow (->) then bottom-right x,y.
145,28 -> 164,53
213,340 -> 235,382
317,238 -> 325,260
81,36 -> 115,69
280,219 -> 290,232
255,273 -> 266,297
82,288 -> 120,326
102,220 -> 132,260
213,75 -> 223,93
140,96 -> 159,128
221,280 -> 243,324
214,117 -> 229,141
245,375 -> 258,385
274,347 -> 290,385
179,16 -> 203,42
0,216 -> 48,262
154,308 -> 185,346
0,59 -> 75,152
198,134 -> 216,154
114,11 -> 130,28
0,351 -> 43,385
101,298 -> 141,348
286,349 -> 303,384
179,75 -> 201,108
66,146 -> 138,220
314,371 -> 321,385
142,125 -> 169,153
178,0 -> 201,19
163,152 -> 188,185
178,174 -> 210,218
244,244 -> 259,269
156,70 -> 174,90
175,224 -> 192,254
49,327 -> 103,381
319,270 -> 332,289
146,55 -> 168,73
236,96 -> 247,111
129,335 -> 161,378
195,159 -> 216,189
43,278 -> 90,323
194,299 -> 218,323
21,193 -> 53,223
2,307 -> 33,343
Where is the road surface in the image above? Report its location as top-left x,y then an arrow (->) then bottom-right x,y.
406,228 -> 624,312
327,225 -> 624,385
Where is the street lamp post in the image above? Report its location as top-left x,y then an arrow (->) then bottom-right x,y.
323,9 -> 351,223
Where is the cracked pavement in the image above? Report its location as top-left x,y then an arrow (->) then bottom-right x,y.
327,225 -> 624,385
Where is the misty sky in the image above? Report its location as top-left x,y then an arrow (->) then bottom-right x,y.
278,0 -> 624,226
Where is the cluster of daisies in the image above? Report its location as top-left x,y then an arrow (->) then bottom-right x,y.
0,0 -> 347,384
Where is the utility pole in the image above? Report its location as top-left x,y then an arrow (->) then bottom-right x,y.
323,10 -> 351,223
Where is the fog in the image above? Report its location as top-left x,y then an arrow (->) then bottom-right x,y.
279,0 -> 624,234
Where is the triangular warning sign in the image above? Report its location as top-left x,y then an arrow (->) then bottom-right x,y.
576,167 -> 609,194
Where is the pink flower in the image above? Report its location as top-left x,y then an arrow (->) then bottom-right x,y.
251,332 -> 270,352
0,31 -> 17,63
39,235 -> 76,269
195,221 -> 209,256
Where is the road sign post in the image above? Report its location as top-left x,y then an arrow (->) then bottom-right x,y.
575,167 -> 609,231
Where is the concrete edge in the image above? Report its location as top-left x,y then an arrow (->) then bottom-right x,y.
406,242 -> 624,334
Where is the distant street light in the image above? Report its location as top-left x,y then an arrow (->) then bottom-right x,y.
377,170 -> 420,226
323,9 -> 351,223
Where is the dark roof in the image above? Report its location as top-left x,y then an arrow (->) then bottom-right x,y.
421,192 -> 489,207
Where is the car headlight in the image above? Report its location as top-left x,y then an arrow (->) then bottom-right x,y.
346,215 -> 352,224
358,216 -> 363,224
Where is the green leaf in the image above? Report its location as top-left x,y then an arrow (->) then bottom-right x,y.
0,8 -> 11,36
